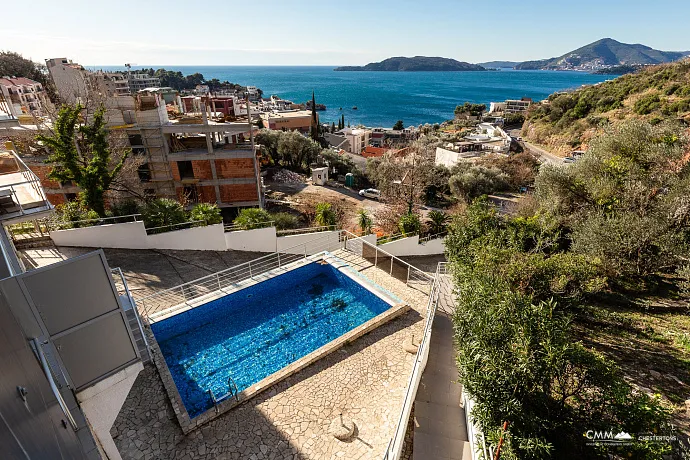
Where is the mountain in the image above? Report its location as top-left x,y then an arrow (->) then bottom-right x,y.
522,60 -> 690,154
478,61 -> 521,69
516,38 -> 688,71
334,56 -> 485,72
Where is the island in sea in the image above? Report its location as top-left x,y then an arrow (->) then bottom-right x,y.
334,56 -> 485,72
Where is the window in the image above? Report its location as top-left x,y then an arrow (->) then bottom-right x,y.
65,193 -> 78,202
128,134 -> 143,146
137,164 -> 151,182
123,110 -> 136,124
144,188 -> 156,198
183,185 -> 198,204
177,161 -> 194,179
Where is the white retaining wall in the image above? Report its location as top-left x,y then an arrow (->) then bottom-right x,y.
49,221 -> 149,249
49,223 -> 439,257
225,226 -> 276,252
378,235 -> 446,256
146,224 -> 226,251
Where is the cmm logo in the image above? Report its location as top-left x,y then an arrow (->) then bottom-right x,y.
585,431 -> 633,442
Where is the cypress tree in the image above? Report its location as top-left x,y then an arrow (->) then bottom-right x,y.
310,91 -> 319,140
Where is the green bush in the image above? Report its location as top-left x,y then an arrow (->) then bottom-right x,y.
426,210 -> 449,234
110,199 -> 141,217
233,208 -> 272,230
55,201 -> 100,228
314,203 -> 337,227
190,203 -> 222,225
398,212 -> 421,236
271,212 -> 299,230
142,198 -> 186,229
633,92 -> 661,115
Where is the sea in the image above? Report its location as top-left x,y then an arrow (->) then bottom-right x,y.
97,66 -> 614,127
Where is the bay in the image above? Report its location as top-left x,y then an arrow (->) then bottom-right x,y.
98,66 -> 614,127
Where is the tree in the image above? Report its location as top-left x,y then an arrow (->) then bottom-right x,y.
356,208 -> 373,234
393,120 -> 404,130
142,198 -> 186,229
454,102 -> 486,117
426,210 -> 450,234
340,114 -> 345,130
0,51 -> 55,100
330,122 -> 335,133
448,164 -> 510,202
536,120 -> 690,281
314,202 -> 337,227
366,141 -> 443,212
277,131 -> 321,171
310,91 -> 319,141
37,104 -> 130,216
190,203 -> 222,225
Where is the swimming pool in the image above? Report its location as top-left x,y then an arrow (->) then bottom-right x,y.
150,259 -> 401,418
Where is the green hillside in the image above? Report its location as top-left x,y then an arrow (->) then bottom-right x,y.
516,38 -> 687,70
522,59 -> 690,153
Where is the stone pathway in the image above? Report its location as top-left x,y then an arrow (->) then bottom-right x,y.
413,274 -> 471,460
110,250 -> 430,459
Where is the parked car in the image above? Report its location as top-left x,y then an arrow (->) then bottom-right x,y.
358,188 -> 381,200
563,157 -> 576,163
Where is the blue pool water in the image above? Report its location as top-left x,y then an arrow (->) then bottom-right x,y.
150,261 -> 397,418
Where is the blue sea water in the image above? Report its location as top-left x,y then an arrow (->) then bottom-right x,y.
97,65 -> 614,127
150,261 -> 395,418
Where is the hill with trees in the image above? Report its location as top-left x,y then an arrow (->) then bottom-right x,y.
334,56 -> 485,72
521,59 -> 690,153
515,38 -> 688,70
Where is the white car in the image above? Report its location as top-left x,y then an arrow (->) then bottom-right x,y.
359,188 -> 381,200
563,157 -> 576,163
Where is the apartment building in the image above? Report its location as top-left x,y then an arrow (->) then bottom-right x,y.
504,98 -> 533,113
126,72 -> 161,92
259,109 -> 316,133
97,72 -> 131,96
0,77 -> 50,116
338,127 -> 371,154
369,126 -> 418,147
45,58 -> 89,104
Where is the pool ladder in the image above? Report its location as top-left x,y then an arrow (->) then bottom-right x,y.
208,375 -> 240,413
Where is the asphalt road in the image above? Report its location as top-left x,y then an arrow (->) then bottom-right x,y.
523,141 -> 565,165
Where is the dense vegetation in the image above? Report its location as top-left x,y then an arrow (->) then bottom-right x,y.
446,120 -> 690,458
522,60 -> 690,152
0,50 -> 57,101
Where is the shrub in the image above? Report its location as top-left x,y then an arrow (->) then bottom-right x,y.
110,199 -> 141,217
426,210 -> 449,235
142,198 -> 186,229
398,212 -> 421,236
633,92 -> 661,115
356,208 -> 373,234
271,212 -> 299,230
449,164 -> 510,202
190,203 -> 222,225
55,201 -> 100,228
233,208 -> 272,229
314,202 -> 337,227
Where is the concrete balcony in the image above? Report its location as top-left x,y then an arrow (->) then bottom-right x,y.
0,145 -> 53,224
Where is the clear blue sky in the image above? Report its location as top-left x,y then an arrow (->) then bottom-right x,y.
4,0 -> 689,66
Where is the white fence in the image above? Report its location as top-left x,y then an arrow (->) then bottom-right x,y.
48,220 -> 441,257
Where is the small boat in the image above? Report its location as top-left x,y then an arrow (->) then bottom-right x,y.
352,106 -> 358,110
339,107 -> 342,110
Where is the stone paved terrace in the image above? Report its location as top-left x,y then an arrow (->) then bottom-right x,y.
107,248 -> 430,460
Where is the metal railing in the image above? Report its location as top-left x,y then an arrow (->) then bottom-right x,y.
418,231 -> 447,244
46,213 -> 142,231
111,267 -> 151,359
382,261 -> 446,460
145,219 -> 207,235
276,224 -> 336,236
223,220 -> 274,232
136,231 -> 346,319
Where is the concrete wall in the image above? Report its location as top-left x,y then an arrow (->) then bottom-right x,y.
378,235 -> 446,256
50,221 -> 149,249
146,224 -> 226,251
225,226 -> 276,252
277,230 -> 342,255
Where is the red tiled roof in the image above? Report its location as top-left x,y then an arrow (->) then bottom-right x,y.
0,77 -> 42,87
